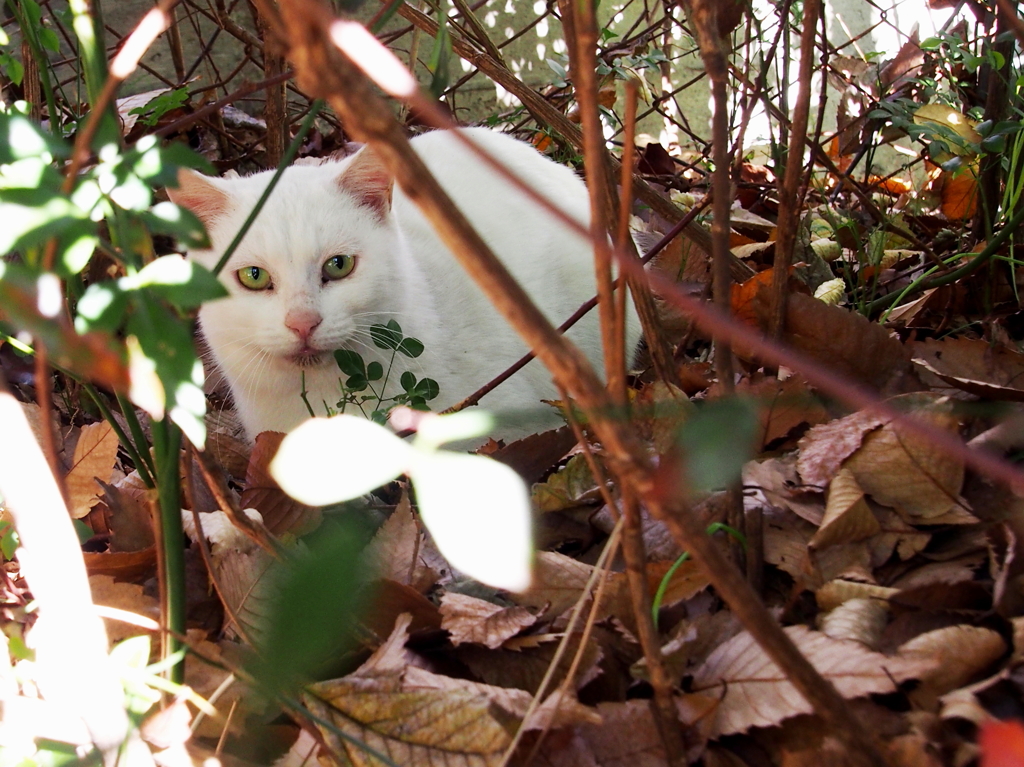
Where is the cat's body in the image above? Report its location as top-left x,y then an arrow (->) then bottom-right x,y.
170,128 -> 641,442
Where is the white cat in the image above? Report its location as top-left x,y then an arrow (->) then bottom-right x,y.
169,128 -> 641,443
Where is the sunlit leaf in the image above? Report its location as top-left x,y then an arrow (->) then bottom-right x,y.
271,415 -> 414,505
411,451 -> 532,591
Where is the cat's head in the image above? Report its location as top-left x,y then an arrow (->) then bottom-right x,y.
168,148 -> 399,376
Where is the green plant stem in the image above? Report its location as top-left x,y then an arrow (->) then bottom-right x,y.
121,392 -> 157,476
83,385 -> 156,489
651,523 -> 746,625
213,99 -> 325,275
152,416 -> 185,684
868,200 -> 1024,316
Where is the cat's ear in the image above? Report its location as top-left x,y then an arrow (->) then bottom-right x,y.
167,169 -> 230,227
337,147 -> 393,218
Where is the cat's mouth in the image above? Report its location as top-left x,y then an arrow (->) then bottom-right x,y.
287,350 -> 325,367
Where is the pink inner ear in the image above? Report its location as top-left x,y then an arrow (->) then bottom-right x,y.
167,169 -> 230,227
337,147 -> 394,217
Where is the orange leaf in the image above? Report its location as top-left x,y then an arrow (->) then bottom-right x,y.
940,167 -> 979,219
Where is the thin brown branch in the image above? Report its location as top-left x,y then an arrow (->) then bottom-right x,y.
272,2 -> 892,762
770,0 -> 820,340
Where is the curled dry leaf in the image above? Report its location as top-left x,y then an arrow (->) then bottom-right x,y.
816,579 -> 899,612
843,395 -> 964,520
691,626 -> 937,736
810,468 -> 880,550
66,421 -> 120,519
899,626 -> 1007,706
818,598 -> 889,649
439,592 -> 536,649
910,337 -> 1024,402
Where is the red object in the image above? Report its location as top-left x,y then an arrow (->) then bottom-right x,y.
980,720 -> 1024,767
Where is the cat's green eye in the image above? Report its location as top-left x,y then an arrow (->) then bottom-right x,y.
322,254 -> 355,281
237,266 -> 271,290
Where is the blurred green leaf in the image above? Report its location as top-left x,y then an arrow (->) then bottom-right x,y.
398,337 -> 424,357
254,519 -> 370,691
676,397 -> 758,493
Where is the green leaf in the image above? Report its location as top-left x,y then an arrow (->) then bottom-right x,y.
127,296 -> 206,446
76,283 -> 128,333
121,255 -> 226,310
0,111 -> 70,162
138,202 -> 210,249
346,375 -> 368,392
366,361 -> 383,381
415,378 -> 440,400
128,87 -> 189,127
400,370 -> 416,391
0,521 -> 19,559
398,337 -> 424,358
370,321 -> 402,350
0,193 -> 88,253
676,397 -> 758,493
334,349 -> 365,377
38,27 -> 60,53
271,415 -> 414,505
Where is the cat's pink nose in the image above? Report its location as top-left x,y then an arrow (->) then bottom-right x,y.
285,310 -> 323,342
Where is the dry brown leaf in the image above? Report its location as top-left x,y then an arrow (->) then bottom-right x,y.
89,574 -> 160,647
205,408 -> 249,479
691,626 -> 937,736
304,674 -> 511,767
19,402 -> 59,452
66,422 -> 120,519
810,469 -> 880,549
457,632 -> 603,694
843,395 -> 964,520
899,626 -> 1007,707
910,337 -> 1024,402
97,478 -> 154,552
517,551 -> 628,621
797,410 -> 889,489
532,455 -> 603,513
439,592 -> 536,649
365,493 -> 437,592
739,288 -> 910,390
574,701 -> 666,767
745,458 -> 824,526
737,376 -> 828,450
645,558 -> 711,608
816,579 -> 898,612
818,598 -> 888,649
241,432 -> 321,536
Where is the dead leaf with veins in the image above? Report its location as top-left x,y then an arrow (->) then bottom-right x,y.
798,410 -> 888,489
365,492 -> 438,592
899,626 -> 1007,708
66,421 -> 120,519
843,395 -> 964,520
439,592 -> 536,648
691,626 -> 937,735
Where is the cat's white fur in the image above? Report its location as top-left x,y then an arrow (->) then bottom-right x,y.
169,128 -> 641,442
